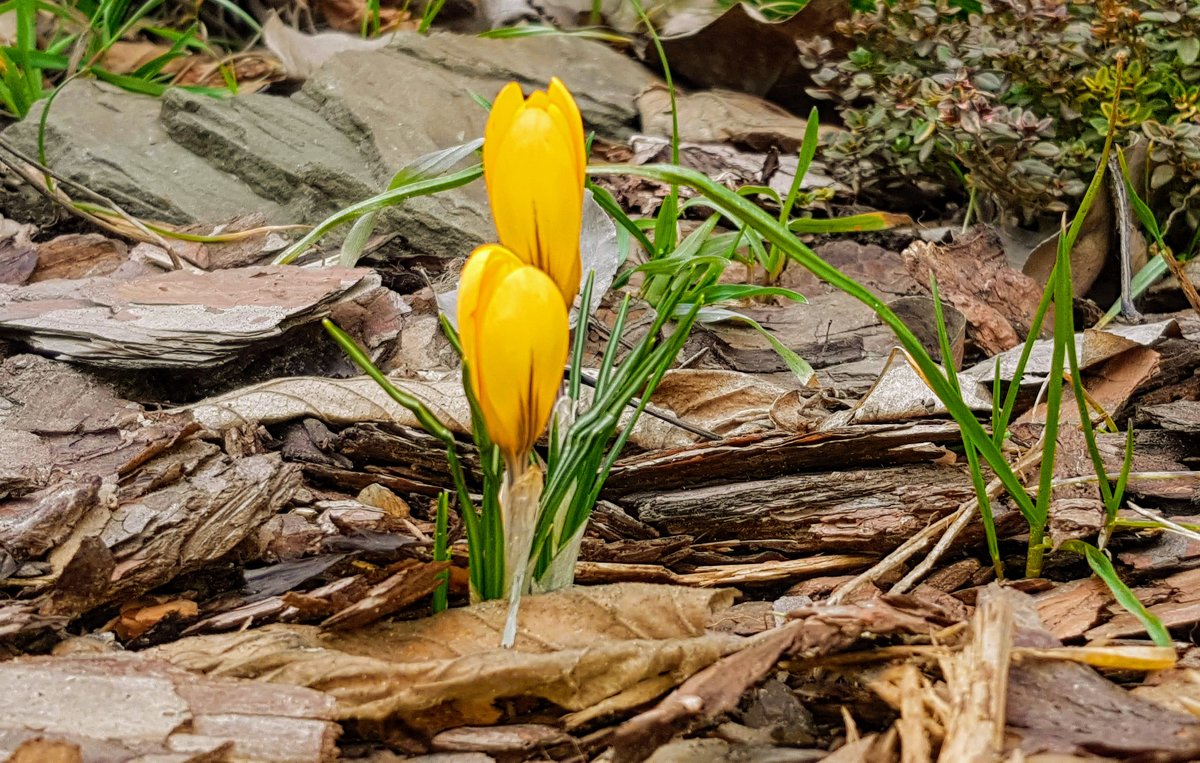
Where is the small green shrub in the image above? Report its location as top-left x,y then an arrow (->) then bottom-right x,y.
801,0 -> 1200,237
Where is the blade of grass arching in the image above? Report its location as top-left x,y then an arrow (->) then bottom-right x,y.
699,284 -> 807,303
932,274 -> 1002,576
765,107 -> 819,280
568,272 -> 595,405
693,306 -> 814,383
478,25 -> 630,42
275,165 -> 482,264
339,138 -> 485,265
589,182 -> 655,257
431,491 -> 450,613
1062,540 -> 1173,648
339,211 -> 378,267
788,211 -> 910,235
203,0 -> 262,31
590,162 -> 1041,524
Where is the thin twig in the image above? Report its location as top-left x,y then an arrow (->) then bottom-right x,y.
1109,152 -> 1141,321
1125,501 -> 1200,544
0,137 -> 183,268
827,435 -> 1043,604
890,441 -> 1044,595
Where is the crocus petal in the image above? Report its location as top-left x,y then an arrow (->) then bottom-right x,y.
484,82 -> 526,205
457,244 -> 524,401
474,266 -> 569,460
482,79 -> 586,306
488,107 -> 583,303
547,78 -> 585,183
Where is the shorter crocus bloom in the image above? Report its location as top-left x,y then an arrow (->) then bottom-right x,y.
484,78 -> 585,306
457,244 -> 569,467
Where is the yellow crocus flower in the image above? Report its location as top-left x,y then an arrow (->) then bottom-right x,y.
457,244 -> 569,465
483,78 -> 585,306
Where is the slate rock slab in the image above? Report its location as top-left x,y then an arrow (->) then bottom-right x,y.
1,32 -> 659,261
0,266 -> 379,368
4,81 -> 283,225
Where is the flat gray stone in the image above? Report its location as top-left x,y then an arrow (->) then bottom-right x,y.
4,81 -> 285,225
2,32 -> 658,260
160,89 -> 377,222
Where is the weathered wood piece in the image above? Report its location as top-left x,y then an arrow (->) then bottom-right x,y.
1008,584 -> 1200,758
605,421 -> 962,496
0,655 -> 339,762
628,463 -> 973,552
938,584 -> 1012,762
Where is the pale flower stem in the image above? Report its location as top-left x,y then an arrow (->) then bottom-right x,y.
500,459 -> 544,649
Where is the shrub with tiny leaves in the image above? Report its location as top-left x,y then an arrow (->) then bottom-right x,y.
801,0 -> 1200,237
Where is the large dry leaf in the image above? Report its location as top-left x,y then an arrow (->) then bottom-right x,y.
263,13 -> 392,80
152,584 -> 740,733
902,229 -> 1044,355
184,368 -> 781,450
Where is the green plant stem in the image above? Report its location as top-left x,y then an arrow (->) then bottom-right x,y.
432,491 -> 450,613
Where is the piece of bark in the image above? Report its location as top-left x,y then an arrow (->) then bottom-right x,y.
1140,400 -> 1200,435
0,655 -> 338,762
903,228 -> 1044,355
431,725 -> 570,754
322,560 -> 450,630
938,584 -> 1013,762
0,219 -> 37,286
1034,578 -> 1111,642
581,537 -> 693,564
30,234 -> 128,282
1087,567 -> 1200,642
0,478 -> 99,575
38,454 -> 301,618
628,464 -> 973,553
607,597 -> 938,763
1007,584 -> 1200,757
605,422 -> 962,497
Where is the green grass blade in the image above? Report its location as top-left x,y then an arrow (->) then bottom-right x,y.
1062,540 -> 1172,648
591,162 -> 1040,524
275,165 -> 482,264
431,491 -> 450,613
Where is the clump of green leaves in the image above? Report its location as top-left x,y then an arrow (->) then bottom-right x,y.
801,0 -> 1200,239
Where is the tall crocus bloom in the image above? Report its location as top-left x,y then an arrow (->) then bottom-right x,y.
457,244 -> 569,467
483,78 -> 585,306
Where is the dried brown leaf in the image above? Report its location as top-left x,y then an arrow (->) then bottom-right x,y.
152,584 -> 740,734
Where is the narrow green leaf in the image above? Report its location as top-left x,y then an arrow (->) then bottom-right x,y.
1064,540 -> 1172,648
